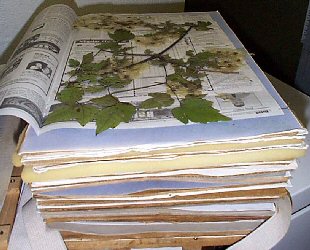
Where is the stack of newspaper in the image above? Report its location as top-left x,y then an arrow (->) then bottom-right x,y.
0,4 -> 307,249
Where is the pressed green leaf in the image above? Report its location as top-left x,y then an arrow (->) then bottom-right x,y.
77,74 -> 98,83
167,73 -> 189,85
57,87 -> 84,106
84,85 -> 105,93
91,94 -> 119,108
68,59 -> 80,68
44,105 -> 77,125
81,59 -> 110,72
169,58 -> 186,67
171,106 -> 189,124
194,21 -> 212,31
74,104 -> 97,126
82,52 -> 94,64
108,29 -> 135,42
172,96 -> 230,124
95,41 -> 121,51
95,102 -> 136,134
187,51 -> 213,68
99,74 -> 131,88
140,92 -> 174,109
44,104 -> 97,126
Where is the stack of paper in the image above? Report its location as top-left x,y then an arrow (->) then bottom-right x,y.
17,113 -> 306,247
5,5 -> 306,248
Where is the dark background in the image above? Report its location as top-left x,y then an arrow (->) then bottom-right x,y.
185,0 -> 309,90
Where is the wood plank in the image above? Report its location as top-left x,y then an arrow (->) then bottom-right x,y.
0,167 -> 22,250
61,230 -> 251,240
64,235 -> 244,250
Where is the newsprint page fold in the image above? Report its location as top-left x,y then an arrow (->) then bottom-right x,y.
0,4 -> 301,135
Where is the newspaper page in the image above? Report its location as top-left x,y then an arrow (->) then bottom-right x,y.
41,12 -> 284,133
0,4 -> 77,131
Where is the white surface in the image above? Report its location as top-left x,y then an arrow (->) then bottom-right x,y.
0,0 -> 42,58
273,201 -> 310,250
267,74 -> 310,213
268,75 -> 310,249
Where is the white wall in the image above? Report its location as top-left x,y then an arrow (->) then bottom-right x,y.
0,0 -> 42,61
0,0 -> 184,63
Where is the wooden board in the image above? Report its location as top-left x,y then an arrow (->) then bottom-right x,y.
62,232 -> 244,250
0,167 -> 22,250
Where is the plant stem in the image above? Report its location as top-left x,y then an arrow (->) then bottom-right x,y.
199,69 -> 240,74
111,81 -> 166,95
96,48 -> 149,57
94,49 -> 102,57
125,26 -> 193,69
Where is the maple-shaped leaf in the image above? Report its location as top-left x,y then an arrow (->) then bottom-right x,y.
172,96 -> 230,124
82,52 -> 94,64
194,21 -> 212,31
44,105 -> 76,125
91,94 -> 119,108
95,102 -> 136,134
74,104 -> 97,126
140,92 -> 174,109
68,59 -> 80,68
57,87 -> 84,106
108,29 -> 135,42
44,104 -> 97,126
